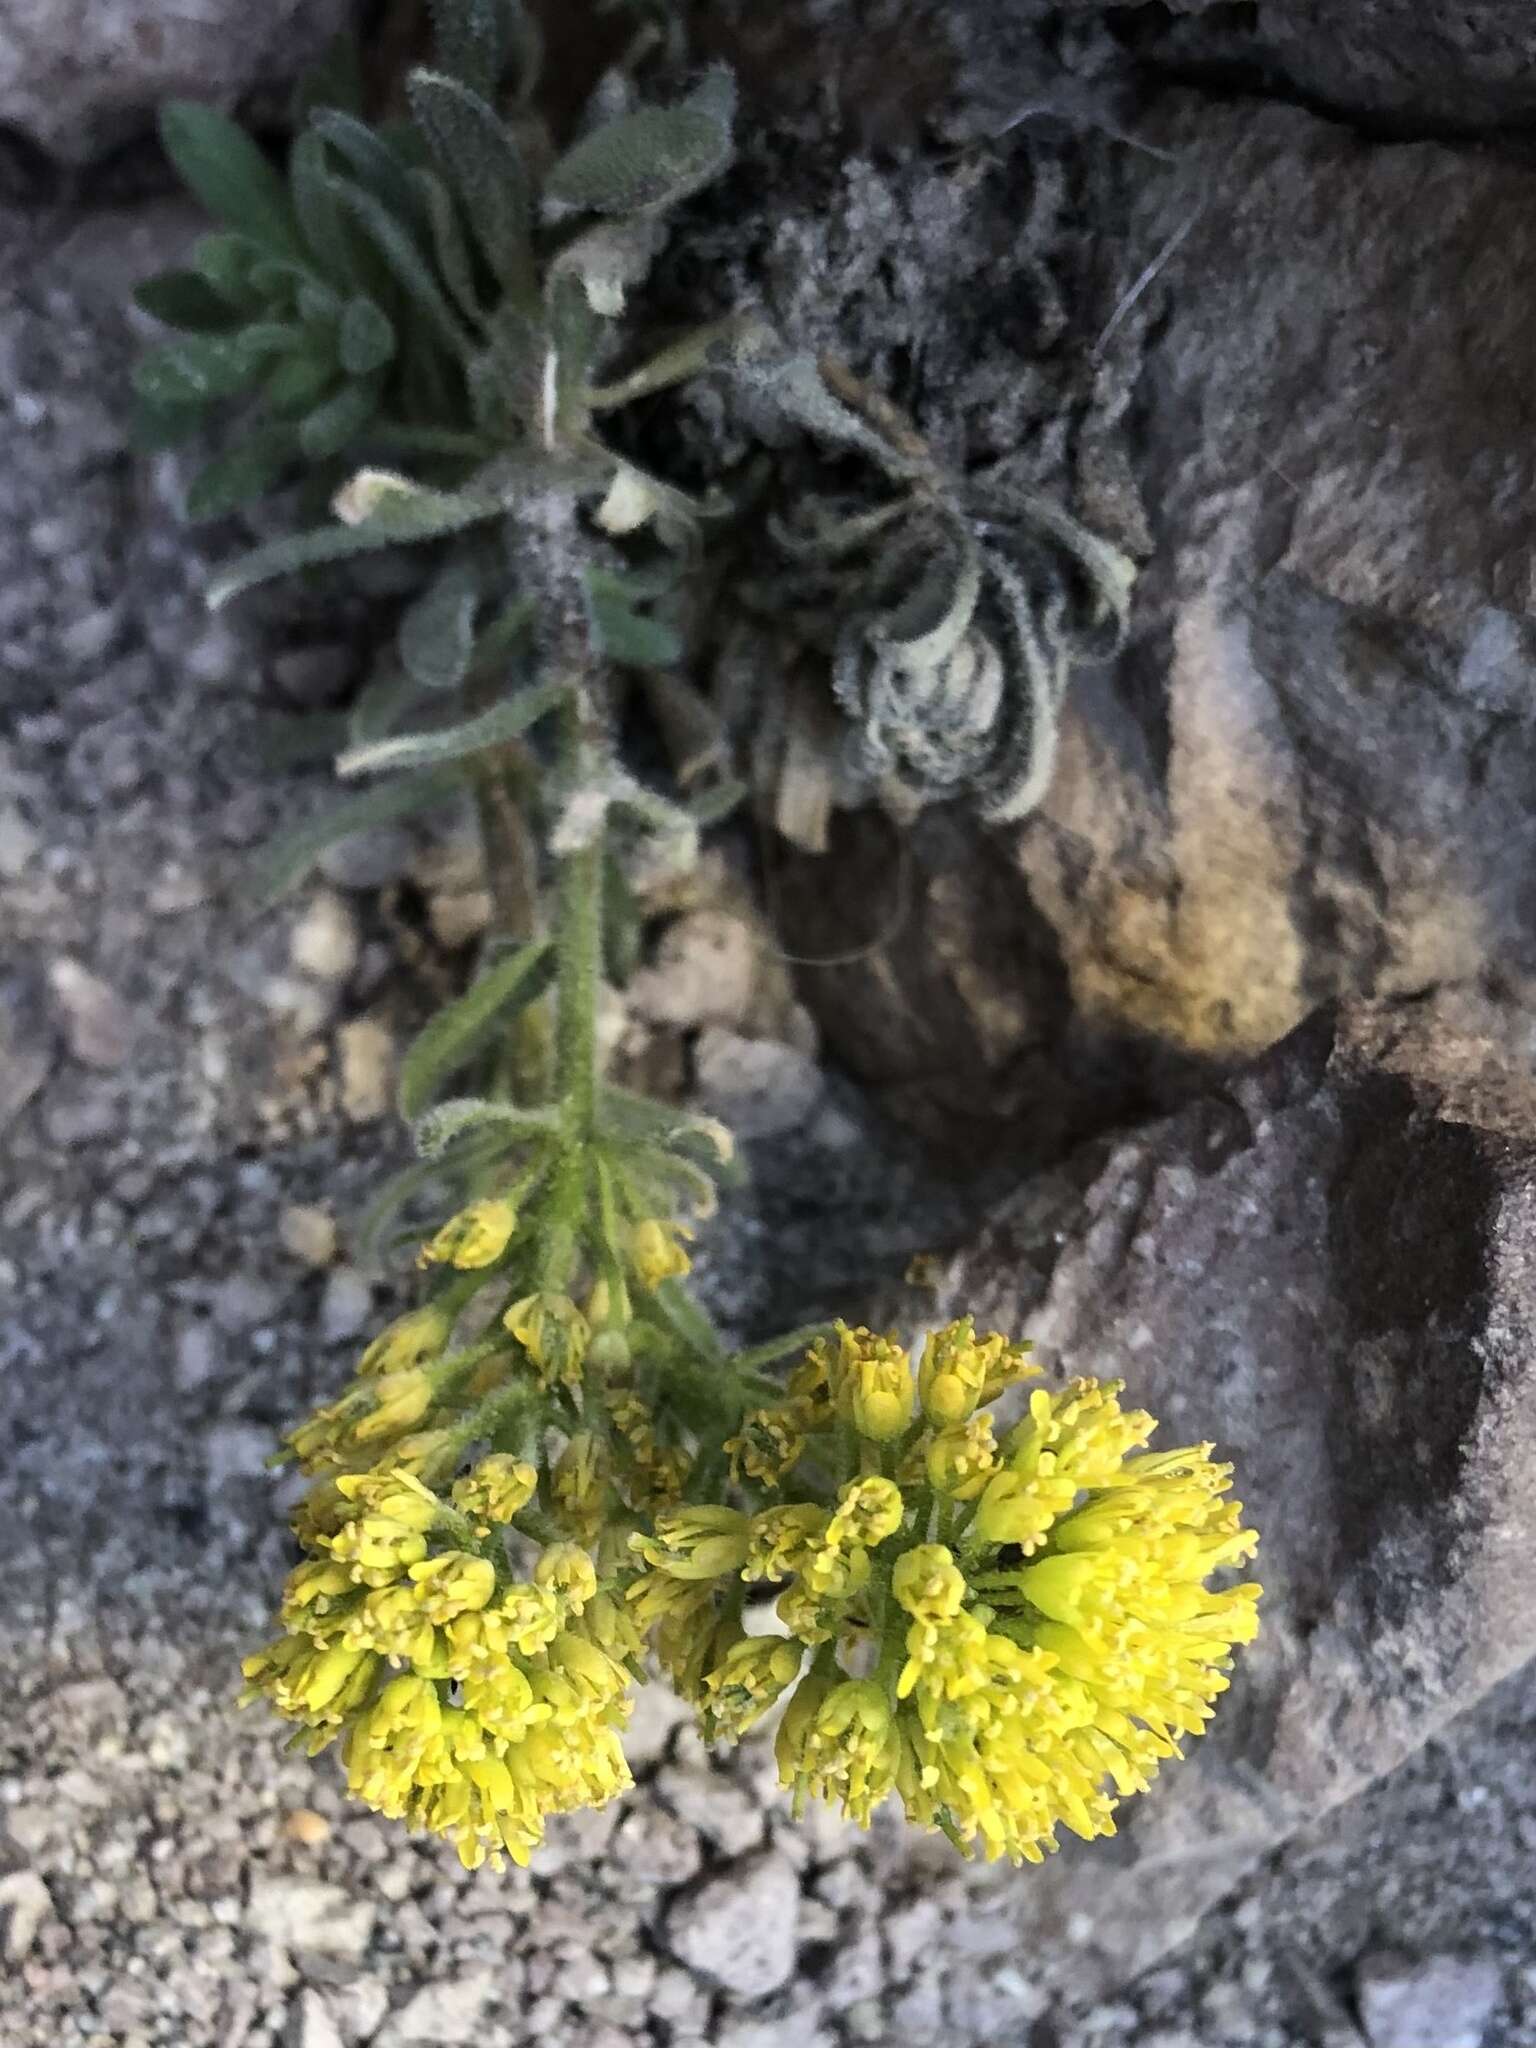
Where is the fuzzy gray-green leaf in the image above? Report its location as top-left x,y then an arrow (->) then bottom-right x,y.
331,174 -> 477,357
428,0 -> 514,100
413,1093 -> 559,1159
299,377 -> 381,460
338,297 -> 396,376
335,680 -> 564,778
135,270 -> 245,333
208,482 -> 502,608
160,101 -> 304,257
185,426 -> 297,522
408,69 -> 535,304
398,937 -> 553,1119
544,72 -> 734,216
400,557 -> 481,691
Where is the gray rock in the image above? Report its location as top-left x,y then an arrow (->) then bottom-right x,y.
317,826 -> 415,893
319,1267 -> 374,1346
288,1990 -> 345,2048
916,1008 -> 1536,1997
246,1880 -> 376,1963
654,1765 -> 764,1858
1356,1953 -> 1502,2048
375,1973 -> 494,2047
665,1850 -> 801,2000
0,0 -> 351,161
715,2016 -> 835,2048
693,1029 -> 825,1141
612,1802 -> 705,1889
0,1871 -> 52,1961
48,958 -> 136,1070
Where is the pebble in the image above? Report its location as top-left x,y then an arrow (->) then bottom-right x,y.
174,1319 -> 221,1392
280,1204 -> 339,1269
320,1266 -> 374,1345
0,1870 -> 52,1960
288,1989 -> 344,2048
245,1879 -> 376,1963
375,1972 -> 494,2045
1356,1952 -> 1502,2048
664,1849 -> 800,2000
290,892 -> 361,983
337,1016 -> 393,1122
48,957 -> 135,1068
655,1764 -> 764,1858
611,1803 -> 704,1888
318,826 -> 414,892
427,889 -> 492,949
627,910 -> 758,1030
282,1810 -> 333,1849
693,1027 -> 824,1139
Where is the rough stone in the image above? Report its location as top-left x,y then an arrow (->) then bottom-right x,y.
288,1988 -> 345,2048
693,1028 -> 825,1140
779,98 -> 1536,1154
289,894 -> 361,986
0,0 -> 351,161
319,1266 -> 374,1346
664,1850 -> 801,2000
0,1871 -> 52,1961
279,1205 -> 338,1270
915,1008 -> 1536,1997
245,1880 -> 376,1963
48,958 -> 136,1069
374,1973 -> 494,2047
1356,1952 -> 1502,2048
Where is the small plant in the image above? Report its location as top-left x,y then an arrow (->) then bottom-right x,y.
142,0 -> 1258,1873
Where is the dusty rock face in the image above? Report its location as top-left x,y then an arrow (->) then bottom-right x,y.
781,96 -> 1536,1137
0,0 -> 351,162
903,1007 -> 1536,1993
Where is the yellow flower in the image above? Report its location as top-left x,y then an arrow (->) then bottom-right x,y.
407,1552 -> 497,1624
725,1404 -> 808,1488
279,1561 -> 356,1638
535,1543 -> 598,1614
497,1582 -> 565,1656
504,1292 -> 590,1390
891,1544 -> 966,1626
742,1504 -> 830,1584
824,1475 -> 903,1551
419,1196 -> 518,1270
353,1370 -> 434,1445
241,1636 -> 378,1724
813,1324 -> 915,1440
452,1455 -> 538,1531
358,1303 -> 454,1376
925,1414 -> 998,1499
917,1317 -> 1018,1425
779,1678 -> 898,1828
701,1634 -> 805,1740
628,1218 -> 693,1291
630,1506 -> 750,1581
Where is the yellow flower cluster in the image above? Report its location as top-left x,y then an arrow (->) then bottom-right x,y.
252,1179 -> 1259,1877
243,1447 -> 636,1869
635,1318 -> 1261,1865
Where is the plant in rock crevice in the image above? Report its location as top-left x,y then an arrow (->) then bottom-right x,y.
143,0 -> 1258,1874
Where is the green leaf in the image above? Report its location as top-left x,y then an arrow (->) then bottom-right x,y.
331,172 -> 478,357
543,71 -> 735,216
413,166 -> 488,328
134,332 -> 277,407
264,348 -> 338,418
602,849 -> 642,985
191,231 -> 266,309
413,1094 -> 559,1159
290,129 -> 360,282
299,377 -> 381,459
399,556 -> 481,691
339,296 -> 396,375
427,0 -> 514,99
134,269 -> 246,332
208,480 -> 503,607
131,392 -> 207,450
185,426 -> 297,521
584,568 -> 681,668
407,70 -> 535,304
160,101 -> 304,256
312,109 -> 426,227
398,938 -> 554,1119
349,663 -> 428,744
248,768 -> 460,908
335,679 -> 564,778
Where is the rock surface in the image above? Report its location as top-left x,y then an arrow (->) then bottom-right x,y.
0,0 -> 351,162
907,1005 -> 1536,1996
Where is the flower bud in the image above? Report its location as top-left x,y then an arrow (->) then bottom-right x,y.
419,1197 -> 517,1271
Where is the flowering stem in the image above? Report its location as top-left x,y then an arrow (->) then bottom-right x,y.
553,817 -> 603,1142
